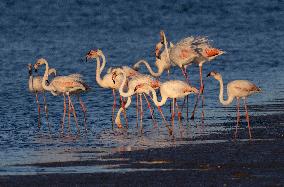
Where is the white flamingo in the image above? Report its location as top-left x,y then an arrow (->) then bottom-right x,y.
34,58 -> 90,135
135,80 -> 198,128
85,49 -> 139,127
207,71 -> 261,139
28,63 -> 56,129
112,68 -> 160,129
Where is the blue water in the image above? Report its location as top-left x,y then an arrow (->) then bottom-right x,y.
0,0 -> 283,174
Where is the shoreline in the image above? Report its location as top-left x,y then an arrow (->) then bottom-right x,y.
0,113 -> 283,186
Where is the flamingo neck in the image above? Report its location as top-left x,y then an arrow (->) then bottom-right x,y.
217,76 -> 234,106
135,60 -> 164,77
115,96 -> 132,126
118,70 -> 134,97
42,61 -> 53,92
95,55 -> 108,88
149,86 -> 167,106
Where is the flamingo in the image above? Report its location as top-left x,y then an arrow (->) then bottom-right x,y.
34,58 -> 90,135
133,30 -> 173,78
111,68 -> 160,130
135,80 -> 198,128
85,49 -> 139,128
170,36 -> 224,120
28,63 -> 56,129
207,71 -> 261,139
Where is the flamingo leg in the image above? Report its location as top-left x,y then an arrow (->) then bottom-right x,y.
112,89 -> 116,129
69,95 -> 80,134
43,92 -> 51,132
78,95 -> 87,133
191,65 -> 204,120
180,66 -> 189,83
136,93 -> 139,128
234,98 -> 240,139
171,98 -> 176,127
67,94 -> 71,135
143,93 -> 157,128
35,92 -> 41,129
148,94 -> 172,135
175,99 -> 182,122
244,98 -> 252,139
157,106 -> 173,136
139,94 -> 143,131
61,94 -> 66,134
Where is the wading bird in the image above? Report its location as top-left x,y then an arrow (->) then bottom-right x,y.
112,68 -> 160,129
85,49 -> 139,128
34,58 -> 89,135
133,31 -> 173,78
207,71 -> 261,139
28,63 -> 56,129
170,36 -> 224,120
135,80 -> 198,129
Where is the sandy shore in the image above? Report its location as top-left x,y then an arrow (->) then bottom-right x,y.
0,113 -> 283,187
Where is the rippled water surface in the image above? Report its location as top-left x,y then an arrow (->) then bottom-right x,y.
0,0 -> 283,174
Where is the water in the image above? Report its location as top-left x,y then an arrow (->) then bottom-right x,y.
0,0 -> 283,175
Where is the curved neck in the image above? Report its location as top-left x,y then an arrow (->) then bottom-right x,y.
118,70 -> 134,97
41,61 -> 54,92
148,86 -> 167,106
135,60 -> 164,77
95,55 -> 108,88
217,77 -> 234,105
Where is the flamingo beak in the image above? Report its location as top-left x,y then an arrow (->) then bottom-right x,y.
206,72 -> 212,77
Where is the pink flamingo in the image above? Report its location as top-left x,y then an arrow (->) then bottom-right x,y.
207,71 -> 261,139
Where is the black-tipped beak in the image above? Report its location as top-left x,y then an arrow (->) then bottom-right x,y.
206,72 -> 211,77
112,79 -> 115,84
134,87 -> 138,92
34,68 -> 38,73
85,56 -> 88,62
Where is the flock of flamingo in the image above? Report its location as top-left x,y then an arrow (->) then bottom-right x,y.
28,31 -> 261,139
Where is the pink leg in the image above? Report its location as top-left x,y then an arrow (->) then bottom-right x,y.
69,95 -> 80,134
78,95 -> 87,133
140,94 -> 143,131
43,92 -> 51,132
175,99 -> 182,122
171,98 -> 176,127
136,93 -> 139,128
35,92 -> 41,129
61,94 -> 66,134
244,98 -> 252,139
67,95 -> 72,135
157,106 -> 173,136
112,89 -> 116,129
191,65 -> 204,120
143,93 -> 157,128
234,98 -> 240,139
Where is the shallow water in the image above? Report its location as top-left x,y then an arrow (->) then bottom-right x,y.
0,0 -> 283,175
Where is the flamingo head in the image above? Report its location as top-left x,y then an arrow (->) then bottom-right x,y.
28,64 -> 32,75
150,80 -> 160,89
85,49 -> 102,62
34,58 -> 47,72
111,70 -> 121,84
207,71 -> 221,80
134,84 -> 145,92
160,30 -> 166,44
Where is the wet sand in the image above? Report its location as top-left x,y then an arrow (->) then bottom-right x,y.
0,112 -> 283,187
